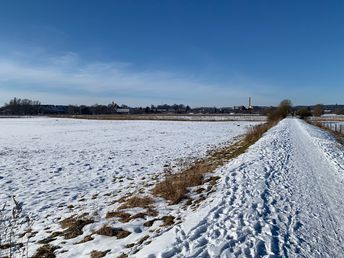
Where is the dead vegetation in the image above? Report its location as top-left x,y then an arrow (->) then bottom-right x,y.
95,225 -> 131,239
153,122 -> 275,204
105,211 -> 131,223
105,195 -> 158,224
118,196 -> 154,210
90,249 -> 111,258
161,215 -> 175,227
77,234 -> 94,244
31,244 -> 58,258
59,215 -> 94,239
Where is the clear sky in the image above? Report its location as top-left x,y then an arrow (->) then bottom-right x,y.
0,0 -> 343,107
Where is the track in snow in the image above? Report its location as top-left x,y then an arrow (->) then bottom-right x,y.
139,118 -> 344,258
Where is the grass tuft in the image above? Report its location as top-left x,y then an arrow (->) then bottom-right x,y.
59,215 -> 94,239
31,244 -> 58,258
90,250 -> 111,258
95,225 -> 131,239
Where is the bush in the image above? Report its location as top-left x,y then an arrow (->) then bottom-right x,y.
296,107 -> 312,119
267,99 -> 293,123
313,104 -> 324,117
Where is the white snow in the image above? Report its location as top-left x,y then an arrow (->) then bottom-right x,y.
137,118 -> 344,258
0,117 -> 256,257
3,117 -> 344,258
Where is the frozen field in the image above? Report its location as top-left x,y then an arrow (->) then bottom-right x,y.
0,117 -> 256,257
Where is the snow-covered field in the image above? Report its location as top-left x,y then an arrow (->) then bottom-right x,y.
2,118 -> 343,258
138,118 -> 344,257
0,117 -> 256,257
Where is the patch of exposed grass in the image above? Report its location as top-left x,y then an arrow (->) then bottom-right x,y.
161,215 -> 175,227
118,196 -> 154,210
59,215 -> 94,239
143,219 -> 158,227
117,254 -> 129,258
77,234 -> 94,244
95,225 -> 131,239
90,250 -> 111,258
31,244 -> 58,258
105,211 -> 131,223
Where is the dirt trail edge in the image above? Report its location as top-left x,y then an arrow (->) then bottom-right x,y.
136,118 -> 344,258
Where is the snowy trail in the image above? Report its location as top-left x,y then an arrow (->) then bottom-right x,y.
138,118 -> 344,258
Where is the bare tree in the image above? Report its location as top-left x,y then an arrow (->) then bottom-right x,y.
313,104 -> 324,117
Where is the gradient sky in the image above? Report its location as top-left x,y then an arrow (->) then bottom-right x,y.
0,0 -> 343,107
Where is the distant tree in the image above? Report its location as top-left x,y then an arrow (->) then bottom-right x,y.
267,100 -> 293,123
68,105 -> 79,115
277,99 -> 293,118
313,104 -> 324,117
145,106 -> 151,113
296,107 -> 312,119
4,97 -> 41,115
334,107 -> 344,115
91,104 -> 108,115
80,105 -> 91,115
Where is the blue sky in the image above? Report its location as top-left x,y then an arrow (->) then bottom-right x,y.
0,0 -> 343,107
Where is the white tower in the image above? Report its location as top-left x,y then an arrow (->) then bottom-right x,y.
248,97 -> 253,109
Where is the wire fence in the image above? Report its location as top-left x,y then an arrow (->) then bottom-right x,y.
321,122 -> 344,134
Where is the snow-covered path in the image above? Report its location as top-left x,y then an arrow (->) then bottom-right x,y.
138,118 -> 344,258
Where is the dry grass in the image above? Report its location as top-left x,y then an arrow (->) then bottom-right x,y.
90,250 -> 111,258
118,196 -> 154,210
95,225 -> 131,239
153,122 -> 275,204
161,215 -> 175,227
244,122 -> 274,145
77,234 -> 94,244
137,235 -> 150,245
59,215 -> 94,239
105,211 -> 131,223
31,244 -> 58,258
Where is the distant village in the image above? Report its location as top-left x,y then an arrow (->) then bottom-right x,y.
0,97 -> 343,116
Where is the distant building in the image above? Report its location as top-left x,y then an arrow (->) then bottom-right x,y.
116,108 -> 130,114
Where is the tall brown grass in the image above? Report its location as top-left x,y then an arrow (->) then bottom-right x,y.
153,121 -> 276,204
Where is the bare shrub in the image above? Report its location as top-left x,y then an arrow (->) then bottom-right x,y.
0,196 -> 34,258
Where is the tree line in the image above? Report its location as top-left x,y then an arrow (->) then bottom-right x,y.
1,97 -> 343,116
1,98 -> 41,115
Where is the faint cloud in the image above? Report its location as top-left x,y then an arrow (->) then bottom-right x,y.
0,51 -> 259,106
